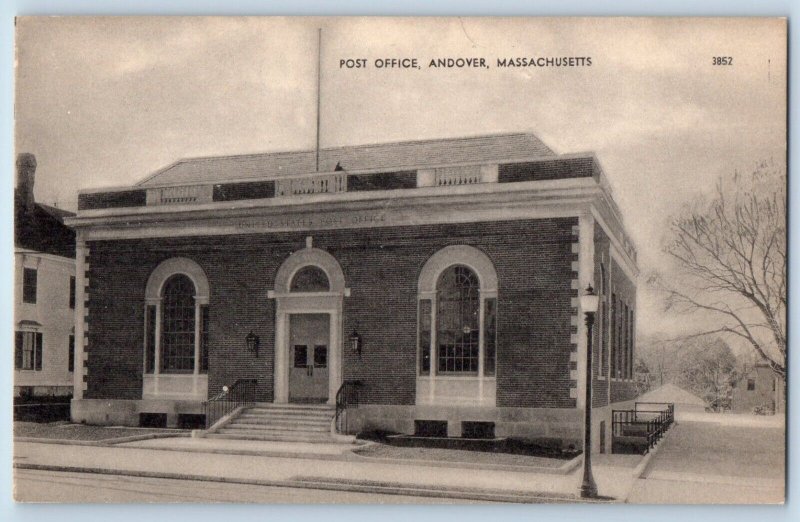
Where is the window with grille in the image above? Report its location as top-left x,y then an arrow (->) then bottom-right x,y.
160,274 -> 196,373
290,265 -> 330,292
437,265 -> 480,374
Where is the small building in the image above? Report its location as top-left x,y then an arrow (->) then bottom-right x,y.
66,132 -> 639,451
731,363 -> 785,414
14,153 -> 76,400
637,383 -> 707,417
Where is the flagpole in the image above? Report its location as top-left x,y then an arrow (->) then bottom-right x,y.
315,27 -> 322,173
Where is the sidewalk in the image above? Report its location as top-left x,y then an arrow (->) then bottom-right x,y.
12,437 -> 629,503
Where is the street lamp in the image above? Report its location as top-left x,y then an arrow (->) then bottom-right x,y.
579,284 -> 600,498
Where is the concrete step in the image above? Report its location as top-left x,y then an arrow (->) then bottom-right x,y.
233,417 -> 331,428
239,411 -> 334,420
249,403 -> 333,411
223,423 -> 330,433
209,430 -> 336,443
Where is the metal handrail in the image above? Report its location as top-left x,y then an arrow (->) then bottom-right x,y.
334,379 -> 363,434
204,378 -> 258,429
612,402 -> 674,454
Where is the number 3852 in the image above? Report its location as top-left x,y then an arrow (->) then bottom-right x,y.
712,57 -> 733,65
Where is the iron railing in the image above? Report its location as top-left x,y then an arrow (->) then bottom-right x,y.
204,378 -> 258,429
612,402 -> 674,454
335,379 -> 363,434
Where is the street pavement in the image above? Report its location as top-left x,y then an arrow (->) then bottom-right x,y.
15,469 -> 486,503
627,414 -> 785,504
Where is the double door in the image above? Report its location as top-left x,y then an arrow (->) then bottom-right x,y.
288,313 -> 329,403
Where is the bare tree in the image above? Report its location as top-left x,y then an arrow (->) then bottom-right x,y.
651,159 -> 786,378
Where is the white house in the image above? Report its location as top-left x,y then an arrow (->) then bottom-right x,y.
14,153 -> 76,399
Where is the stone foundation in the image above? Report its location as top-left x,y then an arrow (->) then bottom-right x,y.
71,398 -> 205,428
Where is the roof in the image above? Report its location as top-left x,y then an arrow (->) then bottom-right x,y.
37,202 -> 74,220
138,132 -> 556,187
638,383 -> 706,406
15,192 -> 76,259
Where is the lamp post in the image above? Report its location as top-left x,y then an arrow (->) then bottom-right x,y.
579,284 -> 600,498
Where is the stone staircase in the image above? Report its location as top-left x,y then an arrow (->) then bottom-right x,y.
205,403 -> 338,443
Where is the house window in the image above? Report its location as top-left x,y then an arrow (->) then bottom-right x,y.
69,276 -> 76,309
747,378 -> 756,391
437,265 -> 480,373
160,274 -> 196,373
68,335 -> 75,372
23,268 -> 37,304
15,331 -> 42,371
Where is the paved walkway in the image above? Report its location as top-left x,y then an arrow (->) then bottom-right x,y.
627,417 -> 785,504
14,440 -> 597,502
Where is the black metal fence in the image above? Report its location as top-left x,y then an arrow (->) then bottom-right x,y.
204,378 -> 258,429
335,379 -> 362,434
612,402 -> 674,454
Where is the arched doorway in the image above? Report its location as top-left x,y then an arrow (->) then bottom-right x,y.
269,244 -> 348,405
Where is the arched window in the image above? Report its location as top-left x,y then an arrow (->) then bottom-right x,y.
290,266 -> 330,292
144,258 -> 210,376
161,275 -> 196,373
418,245 -> 498,378
437,266 -> 480,373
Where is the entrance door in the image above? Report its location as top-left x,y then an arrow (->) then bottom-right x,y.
288,313 -> 330,403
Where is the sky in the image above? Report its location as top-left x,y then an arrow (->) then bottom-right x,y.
13,17 -> 787,340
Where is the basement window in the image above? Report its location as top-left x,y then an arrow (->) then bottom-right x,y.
139,413 -> 167,428
414,420 -> 448,438
461,421 -> 495,439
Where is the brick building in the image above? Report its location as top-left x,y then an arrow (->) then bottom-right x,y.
66,133 -> 638,451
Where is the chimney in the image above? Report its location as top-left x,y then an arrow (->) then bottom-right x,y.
16,153 -> 36,213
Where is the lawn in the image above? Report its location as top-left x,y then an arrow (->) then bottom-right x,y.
354,442 -> 569,468
14,421 -> 187,442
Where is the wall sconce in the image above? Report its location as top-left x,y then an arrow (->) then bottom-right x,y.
349,329 -> 363,358
245,331 -> 260,358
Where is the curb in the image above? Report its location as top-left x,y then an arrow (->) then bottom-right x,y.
15,432 -> 191,447
13,462 -> 605,504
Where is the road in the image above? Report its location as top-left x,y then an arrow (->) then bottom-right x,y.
627,416 -> 785,504
14,469 -> 489,504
